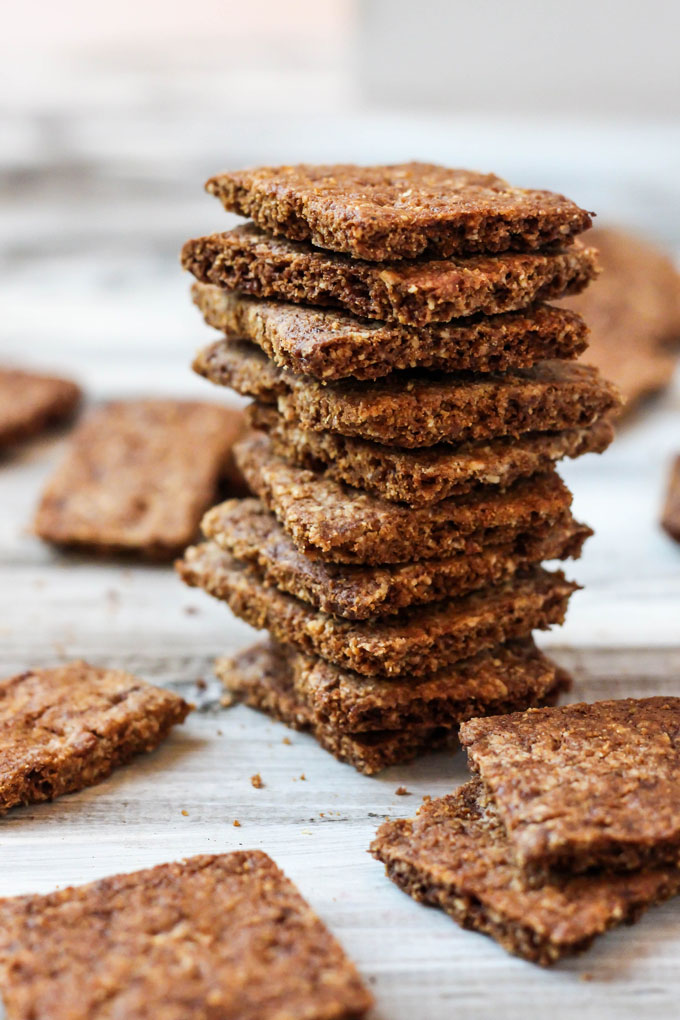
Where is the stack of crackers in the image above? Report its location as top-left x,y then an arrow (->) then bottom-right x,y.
372,696 -> 680,964
178,163 -> 622,773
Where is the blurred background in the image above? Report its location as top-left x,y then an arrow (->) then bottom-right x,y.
2,0 -> 679,395
1,0 -> 679,646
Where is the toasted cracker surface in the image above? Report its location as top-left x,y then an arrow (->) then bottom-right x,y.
371,779 -> 680,965
205,162 -> 592,260
0,850 -> 372,1019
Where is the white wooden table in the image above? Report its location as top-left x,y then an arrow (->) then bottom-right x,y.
1,108 -> 680,1018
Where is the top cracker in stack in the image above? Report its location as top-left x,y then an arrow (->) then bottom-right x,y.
179,163 -> 621,773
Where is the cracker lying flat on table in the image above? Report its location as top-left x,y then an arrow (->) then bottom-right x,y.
181,225 -> 598,327
219,637 -> 567,734
0,661 -> 190,814
661,455 -> 680,543
195,340 -> 621,448
192,285 -> 588,380
220,641 -> 453,773
235,432 -> 573,564
371,779 -> 680,965
252,404 -> 615,506
562,227 -> 680,410
460,697 -> 680,879
0,367 -> 81,447
177,545 -> 576,677
34,399 -> 245,559
205,163 -> 592,260
202,498 -> 589,619
0,850 -> 372,1020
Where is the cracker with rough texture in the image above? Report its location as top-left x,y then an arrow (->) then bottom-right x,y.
177,545 -> 576,677
0,850 -> 372,1020
562,227 -> 680,410
202,498 -> 590,620
220,641 -> 453,774
252,404 -> 615,506
225,638 -> 568,734
0,367 -> 80,447
34,400 -> 245,559
0,661 -> 190,814
195,340 -> 621,448
181,225 -> 598,327
460,697 -> 680,880
235,432 -> 573,564
192,285 -> 588,380
205,163 -> 592,260
661,455 -> 680,543
371,779 -> 680,965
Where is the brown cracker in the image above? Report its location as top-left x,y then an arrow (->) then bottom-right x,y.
0,851 -> 372,1020
235,432 -> 573,564
252,404 -> 615,506
194,340 -> 621,448
219,641 -> 452,774
240,639 -> 567,734
181,225 -> 598,327
371,779 -> 680,965
562,227 -> 680,410
0,661 -> 190,814
202,497 -> 590,620
192,284 -> 587,380
177,545 -> 577,677
460,697 -> 680,879
205,163 -> 592,260
661,455 -> 680,543
0,367 -> 80,447
34,399 -> 245,559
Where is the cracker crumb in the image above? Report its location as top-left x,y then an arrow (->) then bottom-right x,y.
181,810 -> 189,817
251,773 -> 264,789
195,677 -> 207,691
233,819 -> 241,827
395,786 -> 410,796
282,737 -> 292,745
300,773 -> 306,781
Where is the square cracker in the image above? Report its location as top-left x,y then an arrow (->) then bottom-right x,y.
563,227 -> 680,411
205,162 -> 592,260
0,661 -> 190,814
371,779 -> 680,965
177,542 -> 576,678
0,851 -> 372,1020
250,403 -> 614,507
191,284 -> 588,381
218,640 -> 453,774
216,641 -> 566,774
181,225 -> 598,328
234,432 -> 573,565
460,697 -> 680,879
0,367 -> 80,447
201,497 -> 589,620
34,399 -> 244,559
194,339 -> 620,449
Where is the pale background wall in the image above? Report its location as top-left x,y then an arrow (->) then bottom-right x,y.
358,0 -> 680,117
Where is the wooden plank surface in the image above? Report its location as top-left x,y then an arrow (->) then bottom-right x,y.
1,107 -> 680,1018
